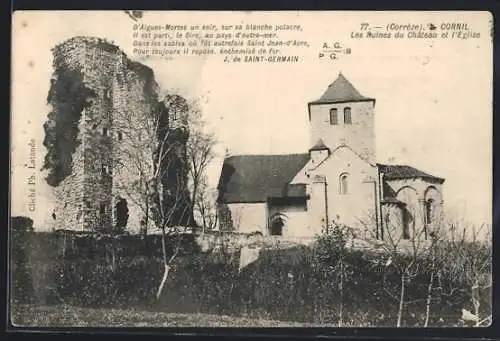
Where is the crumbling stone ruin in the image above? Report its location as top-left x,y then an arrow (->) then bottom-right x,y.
43,36 -> 193,233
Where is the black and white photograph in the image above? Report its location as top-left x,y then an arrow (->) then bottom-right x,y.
10,10 -> 492,328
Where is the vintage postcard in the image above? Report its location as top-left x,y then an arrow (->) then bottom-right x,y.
10,11 -> 492,328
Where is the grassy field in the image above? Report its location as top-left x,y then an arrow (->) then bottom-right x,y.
10,304 -> 333,327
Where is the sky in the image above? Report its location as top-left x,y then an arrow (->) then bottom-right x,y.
11,11 -> 493,230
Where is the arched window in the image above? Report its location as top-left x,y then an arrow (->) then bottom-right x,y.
339,173 -> 349,194
269,215 -> 285,236
329,108 -> 338,125
425,199 -> 434,224
344,107 -> 352,124
402,209 -> 412,239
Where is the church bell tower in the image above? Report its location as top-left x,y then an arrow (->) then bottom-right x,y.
307,73 -> 376,163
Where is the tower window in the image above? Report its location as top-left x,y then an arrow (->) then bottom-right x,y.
99,203 -> 106,215
117,131 -> 123,141
329,108 -> 338,125
344,107 -> 352,124
102,127 -> 108,136
339,173 -> 349,194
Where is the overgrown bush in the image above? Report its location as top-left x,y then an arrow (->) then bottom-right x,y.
10,224 -> 492,327
11,216 -> 34,232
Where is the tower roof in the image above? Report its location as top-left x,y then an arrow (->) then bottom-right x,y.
378,164 -> 445,184
309,73 -> 375,105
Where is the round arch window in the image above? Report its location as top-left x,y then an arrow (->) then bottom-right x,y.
339,173 -> 349,194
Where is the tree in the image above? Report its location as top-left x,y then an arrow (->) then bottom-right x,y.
315,220 -> 351,326
113,92 -> 194,300
11,216 -> 34,232
437,223 -> 492,326
194,176 -> 219,232
383,207 -> 430,327
357,206 -> 492,327
185,97 -> 217,230
359,205 -> 431,327
423,226 -> 440,327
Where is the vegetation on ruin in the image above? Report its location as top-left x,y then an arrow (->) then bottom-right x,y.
42,67 -> 95,187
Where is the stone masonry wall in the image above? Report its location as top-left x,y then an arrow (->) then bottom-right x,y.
111,52 -> 160,234
81,44 -> 116,231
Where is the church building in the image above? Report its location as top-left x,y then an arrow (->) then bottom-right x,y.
216,73 -> 445,241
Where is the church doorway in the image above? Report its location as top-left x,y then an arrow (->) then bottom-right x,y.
269,214 -> 286,236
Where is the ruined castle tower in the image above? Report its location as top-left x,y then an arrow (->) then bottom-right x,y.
45,37 -> 192,233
